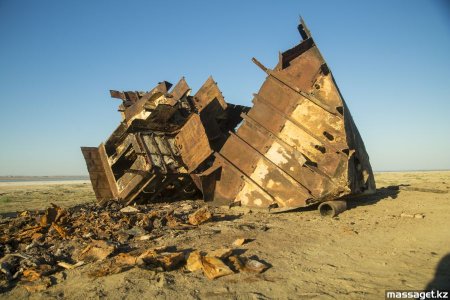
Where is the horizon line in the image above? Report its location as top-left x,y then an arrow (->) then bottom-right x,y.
2,169 -> 450,177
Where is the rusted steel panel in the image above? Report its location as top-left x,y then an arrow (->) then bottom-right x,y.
255,76 -> 347,148
175,114 -> 213,172
81,147 -> 113,201
220,133 -> 312,207
193,76 -> 227,112
123,81 -> 172,122
246,98 -> 344,178
169,77 -> 190,101
210,19 -> 375,208
236,116 -> 333,199
251,97 -> 346,177
81,145 -> 119,203
139,133 -> 182,173
214,154 -> 276,208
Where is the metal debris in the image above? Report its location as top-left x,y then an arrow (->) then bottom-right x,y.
186,251 -> 234,280
232,238 -> 249,246
1,200 -> 268,291
57,261 -> 84,270
184,248 -> 269,280
207,248 -> 233,259
79,240 -> 115,262
120,206 -> 140,214
188,206 -> 213,225
201,256 -> 234,280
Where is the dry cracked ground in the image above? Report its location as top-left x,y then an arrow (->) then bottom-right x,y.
0,171 -> 449,299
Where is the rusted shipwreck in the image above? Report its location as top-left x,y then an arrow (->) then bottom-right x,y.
82,20 -> 375,216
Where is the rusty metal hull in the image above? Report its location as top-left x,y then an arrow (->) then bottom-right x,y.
210,19 -> 375,209
82,19 -> 375,210
82,77 -> 249,205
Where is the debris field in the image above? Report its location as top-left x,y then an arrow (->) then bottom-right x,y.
0,201 -> 268,292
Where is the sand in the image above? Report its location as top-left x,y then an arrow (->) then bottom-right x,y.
0,180 -> 91,187
0,171 -> 449,299
0,181 -> 94,216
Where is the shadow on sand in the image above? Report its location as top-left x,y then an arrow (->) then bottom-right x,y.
345,184 -> 404,210
272,185 -> 405,215
426,253 -> 450,290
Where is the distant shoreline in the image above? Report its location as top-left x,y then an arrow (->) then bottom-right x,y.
0,180 -> 91,187
0,176 -> 89,182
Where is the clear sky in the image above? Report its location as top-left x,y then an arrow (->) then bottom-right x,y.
0,0 -> 449,176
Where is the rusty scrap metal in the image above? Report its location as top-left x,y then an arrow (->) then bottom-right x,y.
82,77 -> 249,205
0,201 -> 267,290
81,19 -> 375,210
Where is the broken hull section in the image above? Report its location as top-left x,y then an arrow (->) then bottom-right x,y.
210,19 -> 375,209
82,77 -> 249,205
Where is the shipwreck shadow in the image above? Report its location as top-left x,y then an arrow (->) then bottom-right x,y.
426,253 -> 450,290
269,185 -> 406,215
345,184 -> 405,210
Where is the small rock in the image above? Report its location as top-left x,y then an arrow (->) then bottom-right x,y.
400,213 -> 425,219
400,213 -> 414,218
120,206 -> 140,214
232,238 -> 249,246
244,259 -> 268,273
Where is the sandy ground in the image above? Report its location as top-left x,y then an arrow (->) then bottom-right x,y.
0,180 -> 91,187
0,181 -> 94,216
0,171 -> 449,299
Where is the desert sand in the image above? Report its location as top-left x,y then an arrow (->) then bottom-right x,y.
0,171 -> 449,299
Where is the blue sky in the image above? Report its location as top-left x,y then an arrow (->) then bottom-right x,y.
0,0 -> 449,175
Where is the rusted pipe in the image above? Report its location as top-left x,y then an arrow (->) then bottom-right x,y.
318,200 -> 347,217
